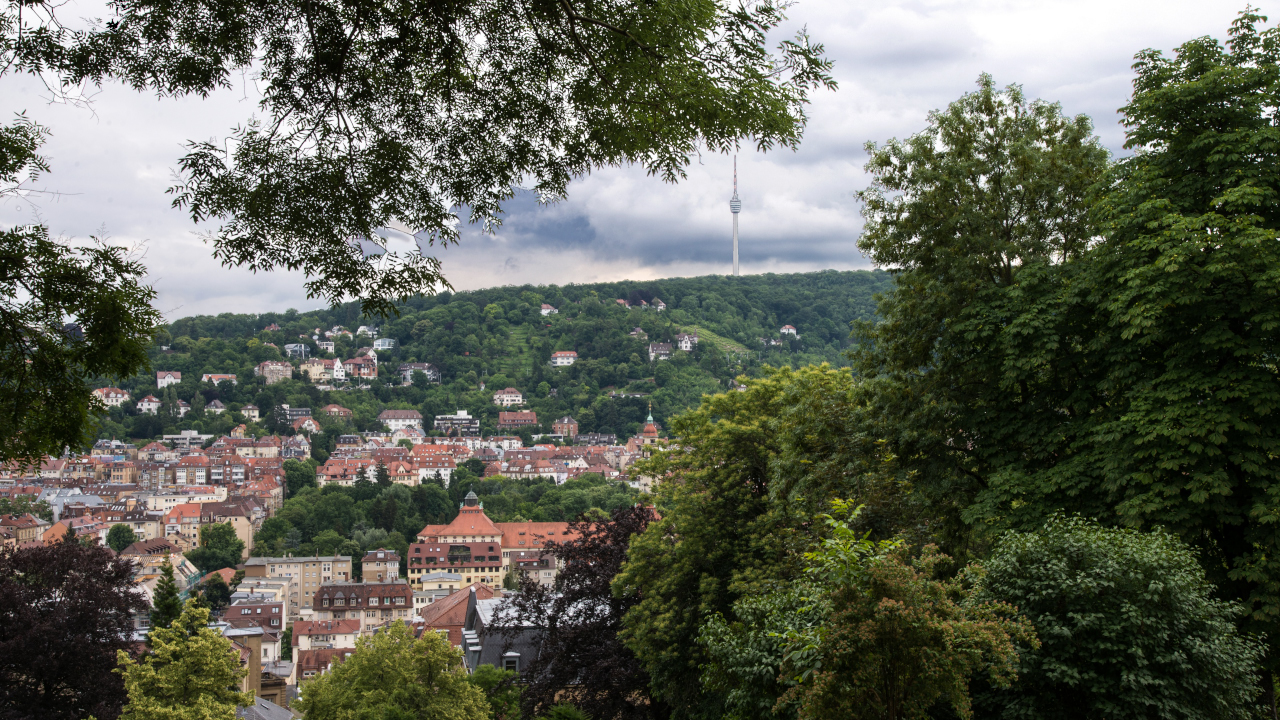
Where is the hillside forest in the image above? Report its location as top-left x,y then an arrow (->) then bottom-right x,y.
95,271 -> 891,448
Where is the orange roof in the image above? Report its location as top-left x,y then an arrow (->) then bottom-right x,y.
419,583 -> 494,625
418,505 -> 501,540
201,568 -> 237,586
293,619 -> 361,644
497,521 -> 575,548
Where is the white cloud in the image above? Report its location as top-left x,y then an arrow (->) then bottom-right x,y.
0,0 -> 1250,318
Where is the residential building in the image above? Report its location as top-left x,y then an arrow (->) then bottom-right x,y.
206,399 -> 226,414
283,343 -> 309,359
137,395 -> 161,414
416,572 -> 463,601
550,350 -> 577,367
492,387 -> 524,407
93,387 -> 130,407
156,371 -> 182,388
378,409 -> 423,431
202,373 -> 238,385
648,342 -> 673,361
461,591 -> 538,673
242,404 -> 260,421
296,648 -> 356,684
243,555 -> 354,616
497,411 -> 537,430
292,417 -> 321,434
163,429 -> 213,448
266,409 -> 305,428
419,583 -> 496,647
539,304 -> 558,316
313,581 -> 414,631
362,548 -> 401,583
575,432 -> 617,446
675,332 -> 699,351
434,410 -> 480,437
780,324 -> 798,336
552,416 -> 579,438
255,361 -> 293,384
508,549 -> 558,586
372,338 -> 397,351
317,340 -> 335,353
0,513 -> 47,545
653,298 -> 666,311
293,619 -> 360,652
322,404 -> 352,418
227,599 -> 286,632
200,499 -> 259,559
342,356 -> 377,379
398,362 -> 441,384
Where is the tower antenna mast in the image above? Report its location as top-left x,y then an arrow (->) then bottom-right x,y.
729,156 -> 741,276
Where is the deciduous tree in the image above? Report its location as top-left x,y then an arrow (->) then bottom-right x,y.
974,516 -> 1263,720
107,523 -> 138,552
185,522 -> 245,575
117,600 -> 252,720
780,503 -> 1034,720
0,536 -> 148,720
296,622 -> 488,720
498,504 -> 662,719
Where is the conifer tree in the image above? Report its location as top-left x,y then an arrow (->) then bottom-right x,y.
118,600 -> 252,720
149,559 -> 183,636
375,461 -> 391,487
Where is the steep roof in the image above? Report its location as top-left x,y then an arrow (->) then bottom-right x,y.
419,583 -> 495,626
417,504 -> 502,540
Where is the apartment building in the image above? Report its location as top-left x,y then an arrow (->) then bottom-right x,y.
243,555 -> 353,617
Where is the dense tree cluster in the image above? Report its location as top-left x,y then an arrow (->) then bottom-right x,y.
608,14 -> 1280,720
254,464 -> 641,574
0,534 -> 148,720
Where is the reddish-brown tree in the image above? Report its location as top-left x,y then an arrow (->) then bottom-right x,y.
494,504 -> 668,720
0,536 -> 147,720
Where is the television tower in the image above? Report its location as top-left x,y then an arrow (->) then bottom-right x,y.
730,156 -> 741,276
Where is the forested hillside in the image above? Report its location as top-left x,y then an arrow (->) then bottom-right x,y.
98,270 -> 891,445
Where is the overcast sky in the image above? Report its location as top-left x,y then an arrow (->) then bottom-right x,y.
0,0 -> 1247,319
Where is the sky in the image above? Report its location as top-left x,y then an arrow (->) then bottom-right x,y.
0,0 -> 1248,319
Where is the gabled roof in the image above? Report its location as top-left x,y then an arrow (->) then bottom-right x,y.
419,583 -> 495,625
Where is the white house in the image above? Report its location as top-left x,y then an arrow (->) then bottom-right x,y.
492,387 -> 524,407
550,351 -> 577,367
356,325 -> 378,337
540,304 -> 558,316
378,409 -> 423,431
137,395 -> 161,414
675,333 -> 698,352
202,373 -> 238,385
317,340 -> 335,353
780,325 -> 798,337
93,387 -> 130,407
373,338 -> 397,351
156,371 -> 182,388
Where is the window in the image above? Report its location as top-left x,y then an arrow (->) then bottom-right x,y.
369,597 -> 378,606
503,655 -> 520,672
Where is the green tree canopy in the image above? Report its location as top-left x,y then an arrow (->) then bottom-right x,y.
106,524 -> 138,553
296,622 -> 489,720
185,523 -> 245,576
117,600 -> 252,720
974,516 -> 1263,720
